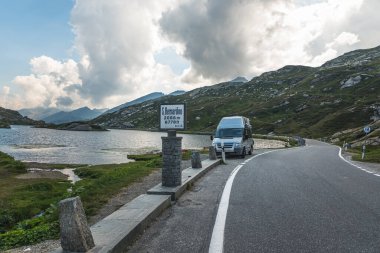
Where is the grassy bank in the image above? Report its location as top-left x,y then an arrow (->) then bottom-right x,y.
348,145 -> 380,163
0,151 -> 71,250
72,155 -> 161,216
0,152 -> 162,250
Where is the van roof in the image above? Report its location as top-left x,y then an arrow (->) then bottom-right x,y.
218,116 -> 246,128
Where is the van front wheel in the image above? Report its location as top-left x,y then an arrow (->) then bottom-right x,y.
248,145 -> 253,155
241,148 -> 246,159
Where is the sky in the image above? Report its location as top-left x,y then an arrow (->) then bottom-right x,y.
1,0 -> 380,110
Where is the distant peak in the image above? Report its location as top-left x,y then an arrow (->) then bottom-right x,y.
230,76 -> 248,83
168,90 -> 186,96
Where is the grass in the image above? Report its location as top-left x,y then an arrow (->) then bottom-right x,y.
0,151 -> 163,250
73,160 -> 161,216
0,151 -> 71,249
350,145 -> 380,163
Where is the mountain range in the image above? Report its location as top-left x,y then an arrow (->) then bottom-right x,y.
19,107 -> 61,120
42,107 -> 107,124
91,45 -> 380,138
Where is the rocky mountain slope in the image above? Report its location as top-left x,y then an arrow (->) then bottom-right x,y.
0,107 -> 43,128
330,120 -> 380,147
92,45 -> 380,138
104,92 -> 165,114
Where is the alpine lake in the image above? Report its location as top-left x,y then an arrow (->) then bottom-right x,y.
0,125 -> 211,165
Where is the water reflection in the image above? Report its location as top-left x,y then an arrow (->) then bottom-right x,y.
0,125 -> 211,164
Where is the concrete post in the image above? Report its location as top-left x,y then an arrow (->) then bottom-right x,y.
162,130 -> 182,187
58,196 -> 95,252
191,151 -> 202,168
209,146 -> 217,160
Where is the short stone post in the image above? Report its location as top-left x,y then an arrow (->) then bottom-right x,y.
209,146 -> 217,160
162,130 -> 182,187
59,196 -> 95,252
191,151 -> 202,168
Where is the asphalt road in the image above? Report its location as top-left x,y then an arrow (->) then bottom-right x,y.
129,140 -> 380,252
223,140 -> 380,252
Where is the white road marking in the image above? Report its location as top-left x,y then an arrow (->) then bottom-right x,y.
338,148 -> 379,177
338,148 -> 362,170
208,150 -> 278,253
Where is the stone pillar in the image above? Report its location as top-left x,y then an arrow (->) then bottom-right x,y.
59,196 -> 95,252
209,146 -> 217,160
191,151 -> 202,168
162,130 -> 182,187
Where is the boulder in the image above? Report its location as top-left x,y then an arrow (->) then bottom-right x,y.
59,196 -> 95,252
191,151 -> 202,168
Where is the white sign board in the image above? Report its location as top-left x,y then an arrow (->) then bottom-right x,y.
364,126 -> 371,134
160,104 -> 186,130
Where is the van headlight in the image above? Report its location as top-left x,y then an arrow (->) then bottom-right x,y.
235,143 -> 241,147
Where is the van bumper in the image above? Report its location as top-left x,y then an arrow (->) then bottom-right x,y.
215,146 -> 243,155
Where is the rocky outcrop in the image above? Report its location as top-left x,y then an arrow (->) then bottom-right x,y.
340,75 -> 362,89
55,122 -> 108,131
0,121 -> 11,128
0,107 -> 43,126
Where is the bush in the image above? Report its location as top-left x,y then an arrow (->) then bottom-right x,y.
0,221 -> 59,250
0,151 -> 26,174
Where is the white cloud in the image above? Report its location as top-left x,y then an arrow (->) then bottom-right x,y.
2,86 -> 10,96
9,56 -> 86,109
311,32 -> 360,66
160,0 -> 367,80
70,0 -> 183,106
327,32 -> 360,48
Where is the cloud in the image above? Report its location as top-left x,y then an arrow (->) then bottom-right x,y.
9,56 -> 85,109
2,86 -> 10,96
159,0 -> 368,80
56,96 -> 74,107
311,32 -> 360,66
70,0 -> 183,106
327,32 -> 360,48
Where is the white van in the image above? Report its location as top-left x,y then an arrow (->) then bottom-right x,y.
211,116 -> 254,158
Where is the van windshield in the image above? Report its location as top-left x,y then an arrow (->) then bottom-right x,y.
215,128 -> 243,138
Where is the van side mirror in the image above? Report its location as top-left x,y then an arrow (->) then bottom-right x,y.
210,135 -> 214,141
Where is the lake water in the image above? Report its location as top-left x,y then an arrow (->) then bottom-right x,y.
0,125 -> 212,164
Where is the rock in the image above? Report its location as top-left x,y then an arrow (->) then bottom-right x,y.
191,151 -> 202,168
341,75 -> 362,89
59,196 -> 95,252
209,146 -> 217,160
295,104 -> 308,113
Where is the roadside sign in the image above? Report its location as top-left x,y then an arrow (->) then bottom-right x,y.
363,126 -> 371,134
160,104 -> 186,130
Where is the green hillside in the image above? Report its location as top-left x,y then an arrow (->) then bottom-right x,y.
92,45 -> 380,138
0,107 -> 43,128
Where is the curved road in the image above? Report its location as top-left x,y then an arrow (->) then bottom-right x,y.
129,140 -> 380,252
214,140 -> 380,252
